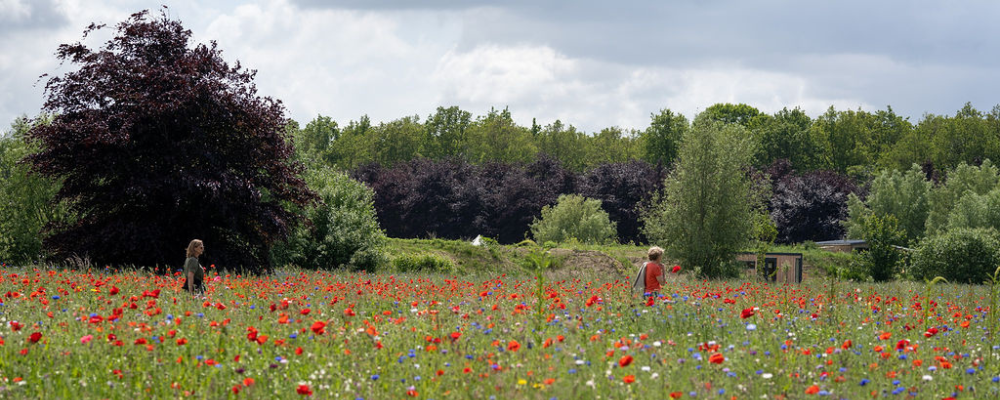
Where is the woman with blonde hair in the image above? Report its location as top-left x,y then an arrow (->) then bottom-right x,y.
643,246 -> 665,295
184,239 -> 206,293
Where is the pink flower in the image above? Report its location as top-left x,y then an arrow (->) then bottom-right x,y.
80,335 -> 93,344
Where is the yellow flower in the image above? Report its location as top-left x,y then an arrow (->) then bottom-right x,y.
517,379 -> 527,385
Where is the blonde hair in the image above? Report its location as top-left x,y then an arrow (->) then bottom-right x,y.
647,246 -> 663,261
186,239 -> 203,258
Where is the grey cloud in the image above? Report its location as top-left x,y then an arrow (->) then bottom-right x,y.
0,0 -> 69,32
292,0 -> 1000,70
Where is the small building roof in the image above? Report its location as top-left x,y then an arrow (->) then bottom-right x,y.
814,239 -> 867,246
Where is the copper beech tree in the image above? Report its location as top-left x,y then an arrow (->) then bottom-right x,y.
27,10 -> 315,271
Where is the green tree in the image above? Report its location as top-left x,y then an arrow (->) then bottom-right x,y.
859,213 -> 905,282
271,166 -> 387,271
641,119 -> 765,278
944,187 -> 1000,233
529,194 -> 617,245
641,109 -> 688,166
329,115 -> 373,169
537,120 -> 588,171
0,117 -> 73,264
699,103 -> 764,128
425,106 -> 472,159
844,165 -> 931,244
924,160 -> 1000,236
466,107 -> 536,164
369,115 -> 426,166
810,107 -> 873,174
294,115 -> 339,163
752,107 -> 822,170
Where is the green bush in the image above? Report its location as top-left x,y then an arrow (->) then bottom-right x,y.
529,194 -> 617,245
271,165 -> 387,271
911,228 -> 1000,284
392,254 -> 456,273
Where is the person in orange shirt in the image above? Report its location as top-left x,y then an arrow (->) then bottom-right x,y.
644,246 -> 665,295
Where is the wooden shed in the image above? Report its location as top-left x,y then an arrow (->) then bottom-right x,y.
736,252 -> 803,283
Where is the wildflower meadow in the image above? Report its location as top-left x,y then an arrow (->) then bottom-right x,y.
0,265 -> 998,399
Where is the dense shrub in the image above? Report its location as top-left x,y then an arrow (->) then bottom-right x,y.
579,160 -> 666,244
769,165 -> 860,244
272,166 -> 387,271
911,228 -> 1000,283
530,194 -> 617,245
355,156 -> 577,243
392,254 -> 456,273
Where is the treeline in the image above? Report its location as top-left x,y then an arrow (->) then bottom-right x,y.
346,155 -> 861,246
292,102 -> 1000,176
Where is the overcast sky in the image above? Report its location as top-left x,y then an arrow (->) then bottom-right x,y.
2,0 -> 999,133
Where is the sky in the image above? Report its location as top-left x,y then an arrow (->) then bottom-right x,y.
2,0 -> 999,133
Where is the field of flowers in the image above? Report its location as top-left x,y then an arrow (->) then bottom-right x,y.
0,265 -> 998,399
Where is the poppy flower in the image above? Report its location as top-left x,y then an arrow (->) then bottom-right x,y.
508,340 -> 521,352
671,265 -> 681,273
923,327 -> 939,338
344,308 -> 356,317
708,353 -> 725,364
311,321 -> 326,335
805,385 -> 820,394
619,355 -> 633,367
741,308 -> 755,319
296,384 -> 312,396
28,332 -> 42,343
622,375 -> 635,384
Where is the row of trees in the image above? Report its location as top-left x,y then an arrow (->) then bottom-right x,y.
293,102 -> 1000,177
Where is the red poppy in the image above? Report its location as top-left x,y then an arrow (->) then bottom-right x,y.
923,327 -> 939,338
344,308 -> 356,317
805,385 -> 820,394
109,286 -> 120,295
296,384 -> 312,396
507,340 -> 521,352
9,321 -> 22,331
708,353 -> 725,364
741,308 -> 755,319
28,332 -> 42,343
671,265 -> 681,273
619,355 -> 633,367
311,321 -> 327,335
622,375 -> 635,384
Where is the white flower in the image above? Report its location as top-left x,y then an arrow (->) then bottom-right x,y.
653,341 -> 662,347
922,375 -> 933,381
762,373 -> 773,379
641,366 -> 650,372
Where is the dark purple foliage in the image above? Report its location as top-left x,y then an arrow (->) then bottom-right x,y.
578,160 -> 666,244
769,166 -> 859,244
354,156 -> 577,243
25,10 -> 314,271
